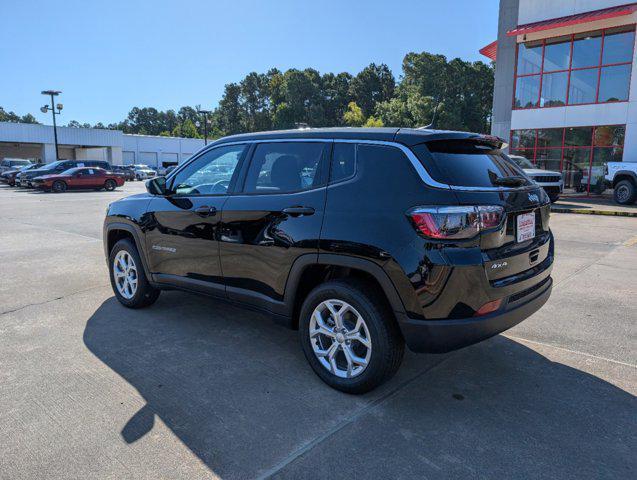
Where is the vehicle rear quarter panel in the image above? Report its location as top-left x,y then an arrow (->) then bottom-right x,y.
319,143 -> 456,318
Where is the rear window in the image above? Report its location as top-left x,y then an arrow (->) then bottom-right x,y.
414,140 -> 533,188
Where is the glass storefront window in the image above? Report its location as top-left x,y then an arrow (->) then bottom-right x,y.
535,148 -> 562,171
510,129 -> 536,149
536,128 -> 563,148
571,31 -> 602,69
543,37 -> 571,71
565,127 -> 593,146
509,149 -> 534,162
568,68 -> 598,104
598,64 -> 631,102
514,26 -> 634,109
510,125 -> 626,194
602,27 -> 635,64
515,76 -> 540,108
517,41 -> 543,75
594,125 -> 625,147
562,148 -> 591,191
540,71 -> 568,107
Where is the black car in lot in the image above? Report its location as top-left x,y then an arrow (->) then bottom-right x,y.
0,163 -> 44,186
112,165 -> 136,181
18,159 -> 111,187
103,128 -> 554,393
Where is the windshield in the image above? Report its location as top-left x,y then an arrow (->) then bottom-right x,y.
509,155 -> 535,169
61,167 -> 82,175
414,140 -> 533,188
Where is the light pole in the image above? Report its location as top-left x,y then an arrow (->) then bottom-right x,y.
41,90 -> 63,160
196,109 -> 211,145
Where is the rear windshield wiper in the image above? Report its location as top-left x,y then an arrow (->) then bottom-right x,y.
491,176 -> 527,187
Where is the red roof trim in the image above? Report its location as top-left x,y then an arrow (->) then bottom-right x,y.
507,3 -> 637,37
479,40 -> 498,61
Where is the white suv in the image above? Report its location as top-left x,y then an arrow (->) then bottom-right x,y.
605,162 -> 637,205
132,164 -> 157,181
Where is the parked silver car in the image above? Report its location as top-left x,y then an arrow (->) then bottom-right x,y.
509,155 -> 563,202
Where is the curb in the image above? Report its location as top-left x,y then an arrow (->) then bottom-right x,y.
551,207 -> 637,218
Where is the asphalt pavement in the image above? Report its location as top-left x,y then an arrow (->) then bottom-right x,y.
1,182 -> 635,479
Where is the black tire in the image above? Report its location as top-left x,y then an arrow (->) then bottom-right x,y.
104,179 -> 117,191
52,180 -> 67,193
299,279 -> 404,394
109,239 -> 160,308
614,179 -> 636,205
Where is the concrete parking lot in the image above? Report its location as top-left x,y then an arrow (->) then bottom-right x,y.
1,182 -> 635,480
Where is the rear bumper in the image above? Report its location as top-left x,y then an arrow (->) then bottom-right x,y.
397,276 -> 552,353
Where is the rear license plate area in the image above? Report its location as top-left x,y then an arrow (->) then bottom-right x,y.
516,212 -> 535,243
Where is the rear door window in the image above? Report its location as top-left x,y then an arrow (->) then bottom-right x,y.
330,143 -> 356,183
243,142 -> 328,194
413,140 -> 533,188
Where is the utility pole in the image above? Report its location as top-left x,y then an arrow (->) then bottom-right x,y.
40,90 -> 63,160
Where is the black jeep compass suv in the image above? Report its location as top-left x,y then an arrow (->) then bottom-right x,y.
103,128 -> 554,393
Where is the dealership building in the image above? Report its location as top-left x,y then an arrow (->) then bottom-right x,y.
483,0 -> 637,192
0,122 -> 205,167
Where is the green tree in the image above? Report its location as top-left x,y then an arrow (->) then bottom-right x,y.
0,107 -> 40,124
216,83 -> 244,135
349,63 -> 395,118
343,102 -> 365,127
364,116 -> 384,127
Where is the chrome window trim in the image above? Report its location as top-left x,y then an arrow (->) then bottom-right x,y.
174,137 -> 533,192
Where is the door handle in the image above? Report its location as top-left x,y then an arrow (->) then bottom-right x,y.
282,206 -> 315,217
194,205 -> 217,217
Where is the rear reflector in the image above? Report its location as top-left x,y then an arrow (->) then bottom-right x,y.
409,206 -> 505,240
474,299 -> 502,316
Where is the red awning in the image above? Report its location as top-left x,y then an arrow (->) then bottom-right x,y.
507,3 -> 637,37
479,40 -> 498,61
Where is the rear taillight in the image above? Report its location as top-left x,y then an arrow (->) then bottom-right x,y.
409,206 -> 505,240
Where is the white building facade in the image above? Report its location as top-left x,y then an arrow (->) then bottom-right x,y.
485,0 -> 637,193
0,122 -> 205,167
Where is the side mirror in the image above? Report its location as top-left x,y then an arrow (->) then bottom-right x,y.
146,176 -> 168,195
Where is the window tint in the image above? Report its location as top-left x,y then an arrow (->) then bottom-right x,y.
330,143 -> 356,182
244,142 -> 327,194
171,144 -> 245,195
423,140 -> 532,188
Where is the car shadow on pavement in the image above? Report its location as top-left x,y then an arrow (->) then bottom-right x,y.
83,293 -> 636,480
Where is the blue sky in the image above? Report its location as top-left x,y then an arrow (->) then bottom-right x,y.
1,0 -> 499,126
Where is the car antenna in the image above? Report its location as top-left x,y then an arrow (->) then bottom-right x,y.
416,94 -> 442,130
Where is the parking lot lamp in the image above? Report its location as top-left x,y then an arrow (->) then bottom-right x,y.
40,90 -> 63,160
196,109 -> 212,145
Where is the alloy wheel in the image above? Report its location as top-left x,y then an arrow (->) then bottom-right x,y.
616,185 -> 629,203
309,299 -> 372,378
113,250 -> 138,299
